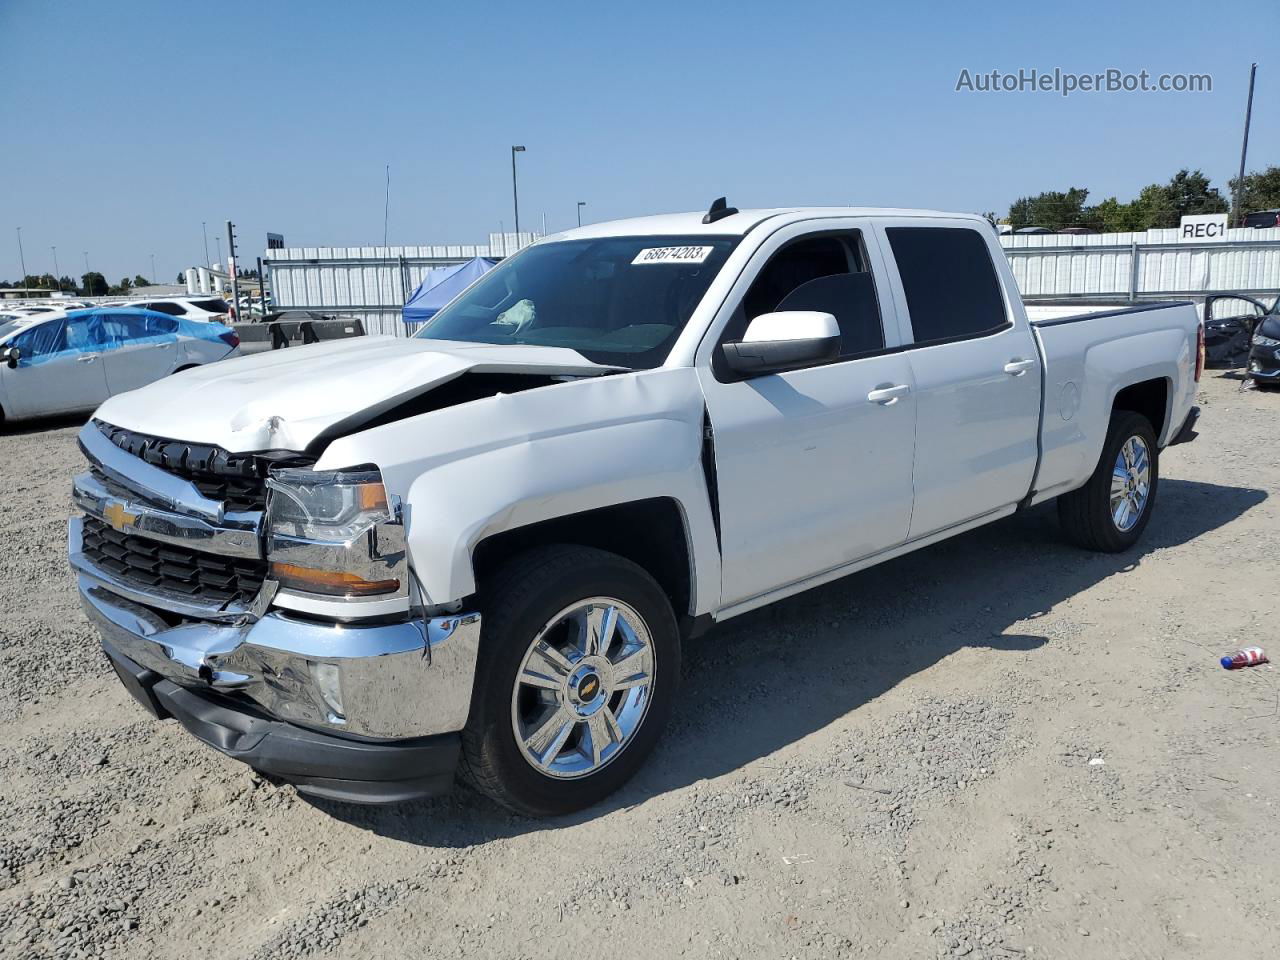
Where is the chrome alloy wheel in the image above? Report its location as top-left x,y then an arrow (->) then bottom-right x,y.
1110,435 -> 1151,532
510,598 -> 656,779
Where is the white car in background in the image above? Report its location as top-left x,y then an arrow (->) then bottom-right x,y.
0,307 -> 240,425
124,296 -> 233,324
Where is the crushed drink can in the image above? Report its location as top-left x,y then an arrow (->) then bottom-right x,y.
1221,647 -> 1268,670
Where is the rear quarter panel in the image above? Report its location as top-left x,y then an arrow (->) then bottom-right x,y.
1031,304 -> 1197,502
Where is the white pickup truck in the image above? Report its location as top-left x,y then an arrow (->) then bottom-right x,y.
69,204 -> 1203,816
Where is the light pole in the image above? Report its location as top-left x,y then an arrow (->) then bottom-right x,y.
150,254 -> 156,285
577,201 -> 586,227
510,145 -> 526,242
214,236 -> 222,269
202,221 -> 210,267
51,246 -> 61,292
1232,63 -> 1258,226
83,252 -> 90,295
16,227 -> 26,285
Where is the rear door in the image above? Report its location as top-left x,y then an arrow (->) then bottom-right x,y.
697,221 -> 917,609
874,219 -> 1041,539
3,314 -> 110,416
99,312 -> 177,394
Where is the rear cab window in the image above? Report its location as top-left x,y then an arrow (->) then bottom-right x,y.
885,226 -> 1008,345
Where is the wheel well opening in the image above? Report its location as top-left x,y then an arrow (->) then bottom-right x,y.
1113,378 -> 1168,439
472,498 -> 693,616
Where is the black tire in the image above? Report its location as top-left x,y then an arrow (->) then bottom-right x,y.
460,545 -> 680,817
1057,410 -> 1159,552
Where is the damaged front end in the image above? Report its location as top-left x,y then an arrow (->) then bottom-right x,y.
69,417 -> 485,803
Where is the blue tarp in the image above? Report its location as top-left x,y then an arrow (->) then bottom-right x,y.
403,258 -> 496,324
5,307 -> 233,366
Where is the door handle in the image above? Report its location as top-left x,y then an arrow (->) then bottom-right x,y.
867,384 -> 910,405
1003,358 -> 1036,376
77,354 -> 99,363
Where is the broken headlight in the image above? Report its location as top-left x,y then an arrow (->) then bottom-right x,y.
265,466 -> 406,599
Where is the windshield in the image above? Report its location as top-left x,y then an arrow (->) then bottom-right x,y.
415,235 -> 739,368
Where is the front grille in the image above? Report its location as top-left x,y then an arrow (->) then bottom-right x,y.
81,516 -> 267,608
95,421 -> 270,513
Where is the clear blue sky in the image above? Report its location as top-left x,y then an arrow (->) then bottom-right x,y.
2,0 -> 1277,283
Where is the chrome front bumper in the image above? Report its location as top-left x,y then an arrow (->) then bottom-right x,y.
73,518 -> 481,740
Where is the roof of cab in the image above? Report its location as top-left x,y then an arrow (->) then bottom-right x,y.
549,207 -> 987,241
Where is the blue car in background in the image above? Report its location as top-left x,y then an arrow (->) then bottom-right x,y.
0,306 -> 241,425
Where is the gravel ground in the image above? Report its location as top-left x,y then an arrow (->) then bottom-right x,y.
2,372 -> 1279,960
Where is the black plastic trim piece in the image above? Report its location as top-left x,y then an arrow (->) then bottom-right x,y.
903,321 -> 1014,350
720,334 -> 841,379
102,641 -> 460,805
702,197 -> 740,224
700,412 -> 722,550
1029,301 -> 1195,328
681,612 -> 715,641
1167,405 -> 1201,447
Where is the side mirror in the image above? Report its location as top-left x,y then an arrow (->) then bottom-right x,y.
721,312 -> 840,379
3,346 -> 19,369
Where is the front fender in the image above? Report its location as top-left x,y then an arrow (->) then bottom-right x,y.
315,367 -> 720,614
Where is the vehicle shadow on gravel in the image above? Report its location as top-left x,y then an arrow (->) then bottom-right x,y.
0,412 -> 89,435
308,477 -> 1265,843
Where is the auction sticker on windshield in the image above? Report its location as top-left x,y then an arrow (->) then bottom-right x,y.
631,246 -> 714,265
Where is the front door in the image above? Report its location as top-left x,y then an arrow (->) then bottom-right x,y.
698,225 -> 917,609
4,314 -> 110,417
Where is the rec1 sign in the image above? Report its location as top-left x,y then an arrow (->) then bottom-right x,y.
1178,214 -> 1228,242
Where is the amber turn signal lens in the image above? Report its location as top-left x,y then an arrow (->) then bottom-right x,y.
269,562 -> 400,597
356,482 -> 389,512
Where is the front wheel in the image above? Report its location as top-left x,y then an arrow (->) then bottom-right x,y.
1057,410 -> 1159,552
460,545 -> 680,817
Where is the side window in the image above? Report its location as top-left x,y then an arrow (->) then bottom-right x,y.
146,315 -> 180,335
1208,297 -> 1263,320
886,227 -> 1008,345
11,320 -> 67,365
149,301 -> 186,316
99,313 -> 149,346
62,315 -> 104,352
724,232 -> 885,360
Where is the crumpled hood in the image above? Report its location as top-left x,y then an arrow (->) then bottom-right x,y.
93,336 -> 618,452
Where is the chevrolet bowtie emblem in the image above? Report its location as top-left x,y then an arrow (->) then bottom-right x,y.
103,501 -> 139,533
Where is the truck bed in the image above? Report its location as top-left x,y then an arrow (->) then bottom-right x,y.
1027,300 -> 1200,506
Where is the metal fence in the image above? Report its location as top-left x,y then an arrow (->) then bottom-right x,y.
264,233 -> 537,336
260,227 -> 1280,337
1001,226 -> 1280,303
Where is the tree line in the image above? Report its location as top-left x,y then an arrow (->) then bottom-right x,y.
0,268 -> 259,296
0,273 -> 154,296
1001,165 -> 1280,232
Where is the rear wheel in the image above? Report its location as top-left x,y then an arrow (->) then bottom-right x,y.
460,545 -> 680,817
1057,410 -> 1159,552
